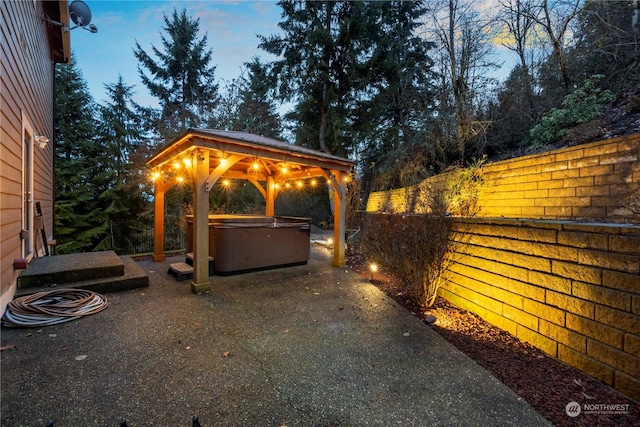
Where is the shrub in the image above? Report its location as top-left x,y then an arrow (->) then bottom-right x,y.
362,160 -> 483,308
530,75 -> 614,147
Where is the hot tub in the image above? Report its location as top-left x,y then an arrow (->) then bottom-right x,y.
186,215 -> 311,274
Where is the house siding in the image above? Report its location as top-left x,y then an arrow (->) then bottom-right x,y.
1,0 -> 60,315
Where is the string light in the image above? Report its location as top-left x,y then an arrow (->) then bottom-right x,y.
252,162 -> 260,171
296,180 -> 303,188
222,178 -> 231,187
172,161 -> 181,170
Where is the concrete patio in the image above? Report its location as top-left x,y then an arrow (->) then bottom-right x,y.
1,242 -> 550,426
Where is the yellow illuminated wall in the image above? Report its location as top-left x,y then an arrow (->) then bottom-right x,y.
365,134 -> 640,401
367,134 -> 640,223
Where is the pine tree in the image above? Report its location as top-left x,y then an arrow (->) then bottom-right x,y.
211,57 -> 282,138
259,0 -> 368,156
134,8 -> 219,143
356,0 -> 436,188
95,75 -> 150,252
54,55 -> 107,253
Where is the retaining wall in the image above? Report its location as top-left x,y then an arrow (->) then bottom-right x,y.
365,135 -> 640,401
367,134 -> 640,223
441,218 -> 640,402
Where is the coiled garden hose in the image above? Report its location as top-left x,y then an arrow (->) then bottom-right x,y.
2,289 -> 108,327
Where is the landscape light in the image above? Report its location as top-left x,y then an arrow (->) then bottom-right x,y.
369,263 -> 378,281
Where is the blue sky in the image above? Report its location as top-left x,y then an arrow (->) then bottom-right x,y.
70,1 -> 283,107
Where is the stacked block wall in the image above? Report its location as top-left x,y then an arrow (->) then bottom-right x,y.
365,135 -> 640,401
441,218 -> 640,401
367,134 -> 640,223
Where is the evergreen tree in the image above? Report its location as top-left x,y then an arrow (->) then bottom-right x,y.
261,0 -> 436,195
95,75 -> 150,252
211,57 -> 282,139
356,0 -> 436,189
134,8 -> 219,143
54,55 -> 106,253
259,0 -> 368,156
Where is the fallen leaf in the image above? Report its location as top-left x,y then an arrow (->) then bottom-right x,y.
75,355 -> 88,361
573,379 -> 584,388
403,332 -> 410,337
0,344 -> 17,351
186,346 -> 191,350
223,351 -> 231,357
582,391 -> 596,400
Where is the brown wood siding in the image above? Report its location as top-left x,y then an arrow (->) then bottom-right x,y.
1,0 -> 57,311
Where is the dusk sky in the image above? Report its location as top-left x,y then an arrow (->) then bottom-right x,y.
70,0 -> 284,107
70,0 -> 516,109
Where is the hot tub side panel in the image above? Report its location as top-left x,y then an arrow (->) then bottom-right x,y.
212,217 -> 310,274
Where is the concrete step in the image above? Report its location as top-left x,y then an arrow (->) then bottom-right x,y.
15,254 -> 149,297
17,251 -> 125,289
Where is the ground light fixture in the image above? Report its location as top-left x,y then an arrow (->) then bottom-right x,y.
369,262 -> 378,281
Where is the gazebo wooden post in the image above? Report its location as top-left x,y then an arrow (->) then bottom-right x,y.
191,149 -> 211,293
266,175 -> 275,217
332,170 -> 347,268
153,176 -> 165,262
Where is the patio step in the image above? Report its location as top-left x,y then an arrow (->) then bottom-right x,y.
16,251 -> 149,296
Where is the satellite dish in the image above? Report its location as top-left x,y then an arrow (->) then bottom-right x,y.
69,0 -> 92,27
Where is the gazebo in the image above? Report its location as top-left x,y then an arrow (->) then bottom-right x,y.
147,129 -> 355,293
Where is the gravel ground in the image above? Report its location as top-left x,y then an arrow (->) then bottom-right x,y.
347,252 -> 640,427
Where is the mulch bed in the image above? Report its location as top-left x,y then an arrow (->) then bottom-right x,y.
346,251 -> 640,426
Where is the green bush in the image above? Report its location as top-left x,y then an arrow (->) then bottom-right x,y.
530,75 -> 614,147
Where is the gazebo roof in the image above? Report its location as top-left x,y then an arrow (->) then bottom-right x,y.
147,129 -> 354,183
